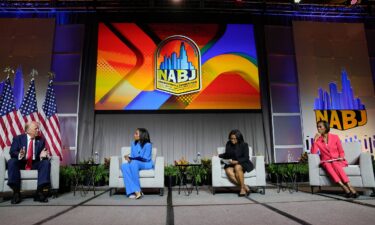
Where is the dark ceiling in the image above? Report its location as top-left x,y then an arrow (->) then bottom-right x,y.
0,0 -> 374,17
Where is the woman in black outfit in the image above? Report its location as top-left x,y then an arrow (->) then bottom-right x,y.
219,129 -> 254,196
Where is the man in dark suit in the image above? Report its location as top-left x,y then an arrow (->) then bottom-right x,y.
7,121 -> 51,204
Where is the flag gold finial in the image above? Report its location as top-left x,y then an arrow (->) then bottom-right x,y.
4,66 -> 15,79
30,69 -> 38,79
47,71 -> 56,79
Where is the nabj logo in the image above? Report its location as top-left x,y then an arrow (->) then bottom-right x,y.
155,35 -> 201,96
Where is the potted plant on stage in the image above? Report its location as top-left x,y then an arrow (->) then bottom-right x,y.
164,165 -> 179,189
93,164 -> 109,186
296,163 -> 309,182
59,165 -> 76,193
297,152 -> 309,182
266,163 -> 278,183
201,158 -> 212,185
187,165 -> 208,186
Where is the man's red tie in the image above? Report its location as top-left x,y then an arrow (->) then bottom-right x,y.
25,139 -> 33,170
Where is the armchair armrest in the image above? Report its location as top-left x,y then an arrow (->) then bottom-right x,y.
0,155 -> 5,192
153,156 -> 164,187
212,156 -> 222,186
308,154 -> 321,186
50,156 -> 60,190
359,152 -> 375,187
109,156 -> 121,187
253,156 -> 266,186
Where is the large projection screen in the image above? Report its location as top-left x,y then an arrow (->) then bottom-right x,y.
95,23 -> 260,111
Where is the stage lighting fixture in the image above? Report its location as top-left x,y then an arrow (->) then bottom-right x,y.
294,0 -> 301,3
349,0 -> 361,4
234,0 -> 244,4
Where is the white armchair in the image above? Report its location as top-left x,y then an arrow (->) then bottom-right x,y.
0,147 -> 60,195
212,146 -> 266,195
308,142 -> 375,194
109,147 -> 164,196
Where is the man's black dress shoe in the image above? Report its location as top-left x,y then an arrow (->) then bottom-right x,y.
34,190 -> 48,203
39,195 -> 49,203
11,192 -> 21,204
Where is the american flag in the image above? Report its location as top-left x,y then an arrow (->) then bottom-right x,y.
20,78 -> 39,123
38,79 -> 62,159
0,78 -> 25,149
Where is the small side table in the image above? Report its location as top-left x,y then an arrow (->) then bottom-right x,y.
71,163 -> 100,196
176,164 -> 202,195
273,162 -> 299,193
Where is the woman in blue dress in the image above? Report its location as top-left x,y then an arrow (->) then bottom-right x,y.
121,128 -> 154,199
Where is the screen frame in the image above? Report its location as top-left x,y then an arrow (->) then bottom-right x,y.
95,108 -> 262,114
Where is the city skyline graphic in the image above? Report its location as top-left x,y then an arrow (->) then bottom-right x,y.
314,70 -> 365,110
159,42 -> 195,70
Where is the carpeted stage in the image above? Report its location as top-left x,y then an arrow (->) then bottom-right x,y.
1,185 -> 374,225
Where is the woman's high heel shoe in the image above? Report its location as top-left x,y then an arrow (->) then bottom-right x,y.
135,192 -> 144,199
351,192 -> 359,198
246,188 -> 251,196
238,192 -> 246,197
239,188 -> 247,197
344,192 -> 352,198
245,185 -> 251,195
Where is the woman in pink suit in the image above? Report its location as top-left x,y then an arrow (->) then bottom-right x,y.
311,120 -> 358,198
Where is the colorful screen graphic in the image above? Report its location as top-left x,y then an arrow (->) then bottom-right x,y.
95,23 -> 260,110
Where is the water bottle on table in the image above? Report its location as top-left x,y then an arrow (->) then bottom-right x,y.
196,152 -> 201,164
94,151 -> 99,164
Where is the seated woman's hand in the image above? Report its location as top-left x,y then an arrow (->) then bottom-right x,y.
124,155 -> 131,162
314,133 -> 321,142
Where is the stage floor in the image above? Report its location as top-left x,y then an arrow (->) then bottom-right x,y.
0,185 -> 374,225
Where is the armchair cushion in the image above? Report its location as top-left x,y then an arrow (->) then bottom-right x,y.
118,169 -> 155,178
221,168 -> 257,178
344,166 -> 361,176
139,170 -> 155,178
5,170 -> 38,179
319,166 -> 361,176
